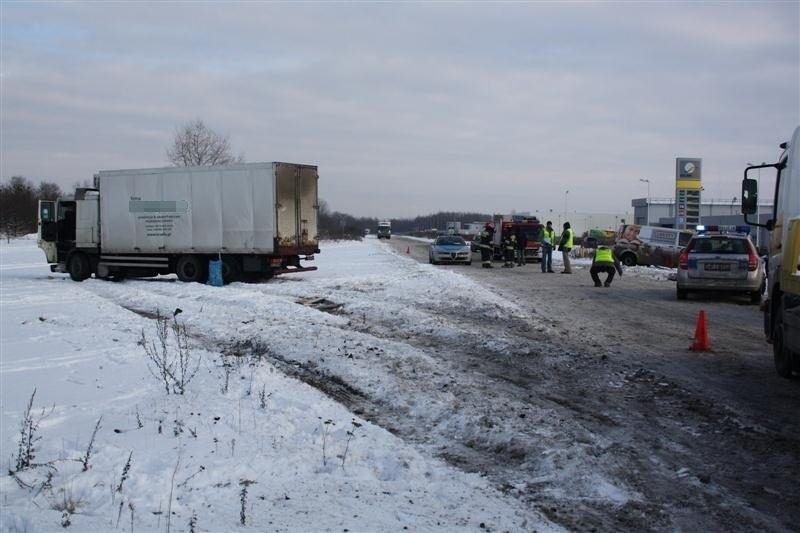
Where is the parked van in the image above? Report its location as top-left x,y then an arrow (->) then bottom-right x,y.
613,224 -> 694,267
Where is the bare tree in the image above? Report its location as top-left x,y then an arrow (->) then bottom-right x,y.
37,181 -> 62,201
166,119 -> 244,167
0,176 -> 38,238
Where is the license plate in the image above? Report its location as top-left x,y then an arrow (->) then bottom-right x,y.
704,263 -> 730,271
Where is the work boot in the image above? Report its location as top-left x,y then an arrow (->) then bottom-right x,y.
604,281 -> 611,287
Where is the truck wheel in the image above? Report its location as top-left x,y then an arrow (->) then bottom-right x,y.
222,257 -> 241,283
676,287 -> 688,300
773,304 -> 794,378
176,255 -> 206,283
68,253 -> 91,282
621,253 -> 637,267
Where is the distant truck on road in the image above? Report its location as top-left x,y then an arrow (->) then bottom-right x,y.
37,162 -> 320,283
742,126 -> 800,378
377,220 -> 392,239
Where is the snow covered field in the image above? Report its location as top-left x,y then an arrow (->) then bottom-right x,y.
0,236 -> 555,532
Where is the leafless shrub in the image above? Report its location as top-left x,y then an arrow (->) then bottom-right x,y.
239,479 -> 256,525
50,486 -> 85,528
166,456 -> 180,533
36,470 -> 54,497
220,357 -> 233,395
140,311 -> 200,395
258,386 -> 271,410
12,388 -> 53,472
222,338 -> 272,366
116,452 -> 133,493
341,420 -> 362,468
178,465 -> 205,489
115,499 -> 125,528
80,417 -> 102,472
320,418 -> 335,466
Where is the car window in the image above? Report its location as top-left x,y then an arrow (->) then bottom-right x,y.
689,237 -> 748,254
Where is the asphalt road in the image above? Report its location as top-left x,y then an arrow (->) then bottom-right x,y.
387,236 -> 800,532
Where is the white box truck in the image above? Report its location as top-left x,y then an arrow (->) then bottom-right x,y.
37,162 -> 319,282
377,220 -> 391,239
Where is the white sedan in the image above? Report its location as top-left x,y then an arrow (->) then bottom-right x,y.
429,235 -> 472,265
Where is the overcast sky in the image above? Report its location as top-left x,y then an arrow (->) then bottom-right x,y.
2,2 -> 797,218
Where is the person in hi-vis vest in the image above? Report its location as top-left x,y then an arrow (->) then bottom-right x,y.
590,245 -> 623,287
540,221 -> 555,273
558,222 -> 574,274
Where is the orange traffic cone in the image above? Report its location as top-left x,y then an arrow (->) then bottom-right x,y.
406,246 -> 410,254
689,310 -> 711,351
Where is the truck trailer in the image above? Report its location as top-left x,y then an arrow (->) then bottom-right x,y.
37,162 -> 319,283
742,126 -> 800,378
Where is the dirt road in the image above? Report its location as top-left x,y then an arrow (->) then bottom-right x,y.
387,237 -> 800,532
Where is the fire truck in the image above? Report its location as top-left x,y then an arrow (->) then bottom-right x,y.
490,215 -> 544,263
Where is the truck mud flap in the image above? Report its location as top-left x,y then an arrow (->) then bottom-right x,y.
273,266 -> 318,275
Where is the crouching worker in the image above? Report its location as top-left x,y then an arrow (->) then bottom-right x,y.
590,245 -> 623,287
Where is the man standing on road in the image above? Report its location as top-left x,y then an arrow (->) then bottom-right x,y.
590,245 -> 623,287
558,222 -> 573,274
503,232 -> 517,268
479,223 -> 495,269
541,221 -> 555,273
516,227 -> 527,266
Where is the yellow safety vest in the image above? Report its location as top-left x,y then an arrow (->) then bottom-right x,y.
595,247 -> 613,263
543,228 -> 555,245
563,229 -> 573,248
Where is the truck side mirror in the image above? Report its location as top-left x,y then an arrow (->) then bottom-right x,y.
741,177 -> 758,215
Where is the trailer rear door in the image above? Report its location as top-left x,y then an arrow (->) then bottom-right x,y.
275,163 -> 318,250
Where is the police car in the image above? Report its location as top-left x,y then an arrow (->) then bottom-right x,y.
676,226 -> 765,303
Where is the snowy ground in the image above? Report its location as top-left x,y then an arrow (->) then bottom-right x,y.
0,236 -> 553,532
3,236 -> 799,532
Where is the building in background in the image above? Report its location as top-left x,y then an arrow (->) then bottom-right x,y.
632,197 -> 773,253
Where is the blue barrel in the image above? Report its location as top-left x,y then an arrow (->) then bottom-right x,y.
207,259 -> 223,287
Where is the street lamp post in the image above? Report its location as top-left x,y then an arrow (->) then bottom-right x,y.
564,190 -> 569,221
639,178 -> 650,225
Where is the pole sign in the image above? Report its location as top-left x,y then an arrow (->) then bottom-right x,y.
675,158 -> 702,230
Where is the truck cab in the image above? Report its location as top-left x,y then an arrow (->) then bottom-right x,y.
38,188 -> 100,280
377,221 -> 391,239
742,126 -> 800,377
